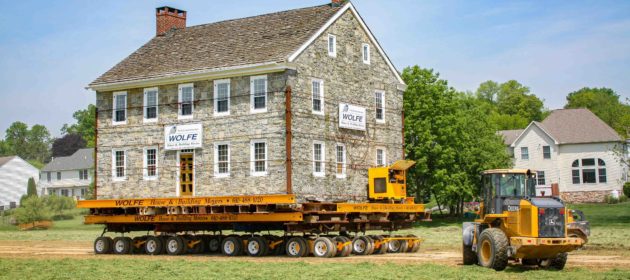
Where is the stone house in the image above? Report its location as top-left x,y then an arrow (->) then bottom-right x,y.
0,156 -> 40,209
499,109 -> 626,203
88,1 -> 406,202
40,148 -> 94,200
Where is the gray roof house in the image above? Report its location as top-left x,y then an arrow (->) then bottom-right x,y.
499,108 -> 625,203
40,148 -> 94,200
0,156 -> 40,209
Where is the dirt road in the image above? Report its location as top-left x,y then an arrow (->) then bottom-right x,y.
1,240 -> 628,270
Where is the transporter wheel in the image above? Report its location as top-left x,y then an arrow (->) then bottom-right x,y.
334,236 -> 352,257
221,236 -> 243,256
112,237 -> 132,254
352,236 -> 373,255
285,237 -> 309,258
407,235 -> 420,253
313,237 -> 337,258
165,236 -> 186,255
94,236 -> 112,254
462,243 -> 478,265
207,236 -> 222,253
539,253 -> 568,270
131,236 -> 147,254
246,236 -> 269,257
477,228 -> 509,271
145,236 -> 164,255
370,236 -> 387,255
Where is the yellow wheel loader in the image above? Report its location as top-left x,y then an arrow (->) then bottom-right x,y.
462,169 -> 590,271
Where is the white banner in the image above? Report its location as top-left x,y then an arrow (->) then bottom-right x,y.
164,123 -> 203,150
339,103 -> 366,131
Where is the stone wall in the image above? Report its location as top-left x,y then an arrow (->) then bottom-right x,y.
560,190 -> 613,203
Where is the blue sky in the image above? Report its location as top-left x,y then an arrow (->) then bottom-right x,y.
0,0 -> 629,138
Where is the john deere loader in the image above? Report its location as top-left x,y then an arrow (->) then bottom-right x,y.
462,169 -> 590,271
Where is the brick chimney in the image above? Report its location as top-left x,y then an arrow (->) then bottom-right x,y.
331,0 -> 347,7
156,6 -> 186,36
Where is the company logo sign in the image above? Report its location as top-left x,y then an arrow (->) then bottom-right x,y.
164,123 -> 203,150
339,103 -> 366,131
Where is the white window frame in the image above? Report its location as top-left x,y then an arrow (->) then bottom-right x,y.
250,139 -> 268,176
376,147 -> 386,167
327,34 -> 336,57
112,91 -> 127,125
375,90 -> 385,123
362,43 -> 370,64
521,147 -> 529,160
313,141 -> 326,177
336,143 -> 346,179
214,142 -> 231,178
250,75 -> 268,113
178,83 -> 194,120
213,79 -> 231,117
112,149 -> 126,181
311,78 -> 324,115
143,87 -> 158,123
143,147 -> 158,180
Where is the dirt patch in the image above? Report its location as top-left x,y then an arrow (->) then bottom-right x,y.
1,240 -> 628,269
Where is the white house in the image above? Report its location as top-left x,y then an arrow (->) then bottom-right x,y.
0,156 -> 40,210
499,108 -> 626,203
40,148 -> 93,200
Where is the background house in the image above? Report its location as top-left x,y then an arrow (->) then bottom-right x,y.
40,148 -> 93,200
499,108 -> 625,203
0,156 -> 40,210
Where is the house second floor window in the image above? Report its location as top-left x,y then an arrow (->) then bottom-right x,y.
376,148 -> 386,167
47,172 -> 51,182
312,79 -> 323,114
375,91 -> 384,122
313,141 -> 325,177
214,143 -> 230,177
251,140 -> 267,176
113,92 -> 127,124
79,170 -> 88,180
328,34 -> 336,57
178,84 -> 194,118
57,172 -> 61,180
144,87 -> 158,122
144,147 -> 157,179
543,146 -> 551,159
536,171 -> 546,185
572,158 -> 606,184
362,43 -> 370,64
521,147 -> 529,160
214,79 -> 230,116
113,150 -> 126,180
251,76 -> 267,113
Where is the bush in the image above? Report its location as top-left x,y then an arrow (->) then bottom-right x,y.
13,196 -> 52,224
604,194 -> 627,204
624,182 -> 630,198
620,195 -> 628,203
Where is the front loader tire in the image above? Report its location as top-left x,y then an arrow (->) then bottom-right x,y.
462,242 -> 477,265
539,252 -> 568,270
477,228 -> 509,271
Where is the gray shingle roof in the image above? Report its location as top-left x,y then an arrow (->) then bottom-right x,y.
498,129 -> 524,145
41,148 -> 94,172
540,108 -> 622,144
90,3 -> 343,86
0,156 -> 16,168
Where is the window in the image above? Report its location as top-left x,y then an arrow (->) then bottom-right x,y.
362,43 -> 370,64
375,91 -> 385,122
312,79 -> 324,114
112,150 -> 126,180
214,142 -> 230,177
376,148 -> 386,167
327,34 -> 336,57
536,171 -> 546,185
178,84 -> 194,119
521,147 -> 529,160
57,172 -> 61,180
250,75 -> 267,113
313,141 -> 325,177
572,169 -> 580,184
144,147 -> 158,180
47,172 -> 51,182
251,140 -> 267,176
543,146 -> 551,159
112,92 -> 127,125
572,158 -> 606,184
79,170 -> 88,180
143,87 -> 158,122
61,189 -> 69,197
598,159 -> 607,183
336,144 -> 346,178
214,79 -> 230,116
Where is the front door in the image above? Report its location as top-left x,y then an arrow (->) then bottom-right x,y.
180,153 -> 194,197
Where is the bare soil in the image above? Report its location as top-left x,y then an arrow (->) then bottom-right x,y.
1,240 -> 628,270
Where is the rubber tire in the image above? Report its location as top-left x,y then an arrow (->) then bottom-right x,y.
313,237 -> 337,258
221,236 -> 243,256
370,236 -> 387,255
477,228 -> 509,271
540,253 -> 568,270
207,236 -> 222,253
522,258 -> 538,266
352,236 -> 372,255
132,236 -> 147,254
94,236 -> 112,254
407,234 -> 421,253
145,236 -> 164,255
165,236 -> 186,255
112,237 -> 132,254
334,236 -> 352,257
246,236 -> 269,257
462,243 -> 477,265
285,237 -> 308,258
387,239 -> 402,253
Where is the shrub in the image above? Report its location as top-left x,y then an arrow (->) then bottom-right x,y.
27,177 -> 38,197
620,195 -> 628,203
13,196 -> 52,224
624,182 -> 630,198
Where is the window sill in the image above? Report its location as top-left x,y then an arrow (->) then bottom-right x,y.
312,110 -> 324,116
251,172 -> 268,177
250,108 -> 268,114
112,121 -> 127,126
143,118 -> 158,124
376,119 -> 385,124
178,115 -> 194,120
214,173 -> 230,178
313,173 -> 326,177
112,177 -> 127,182
143,176 -> 158,181
336,174 -> 347,179
328,53 -> 336,58
214,112 -> 230,117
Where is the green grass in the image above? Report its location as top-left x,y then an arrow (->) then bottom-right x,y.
0,258 -> 628,280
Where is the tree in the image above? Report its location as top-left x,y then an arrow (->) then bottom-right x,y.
62,104 -> 96,147
3,121 -> 51,163
403,66 -> 511,216
27,177 -> 38,197
565,87 -> 630,138
52,133 -> 86,157
474,80 -> 547,130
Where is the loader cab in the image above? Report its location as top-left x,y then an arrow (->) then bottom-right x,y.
368,160 -> 416,201
480,169 -> 537,215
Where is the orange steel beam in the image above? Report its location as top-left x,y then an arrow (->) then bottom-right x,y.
84,212 -> 303,224
336,203 -> 425,213
77,194 -> 296,208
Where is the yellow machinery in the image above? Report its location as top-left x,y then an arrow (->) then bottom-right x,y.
462,169 -> 590,271
368,160 -> 416,201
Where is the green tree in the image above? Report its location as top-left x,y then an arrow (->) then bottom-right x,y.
62,104 -> 96,147
565,87 -> 630,138
14,196 -> 51,224
474,80 -> 547,130
3,122 -> 51,163
27,177 -> 38,197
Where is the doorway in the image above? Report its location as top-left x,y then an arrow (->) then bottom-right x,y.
179,152 -> 194,197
